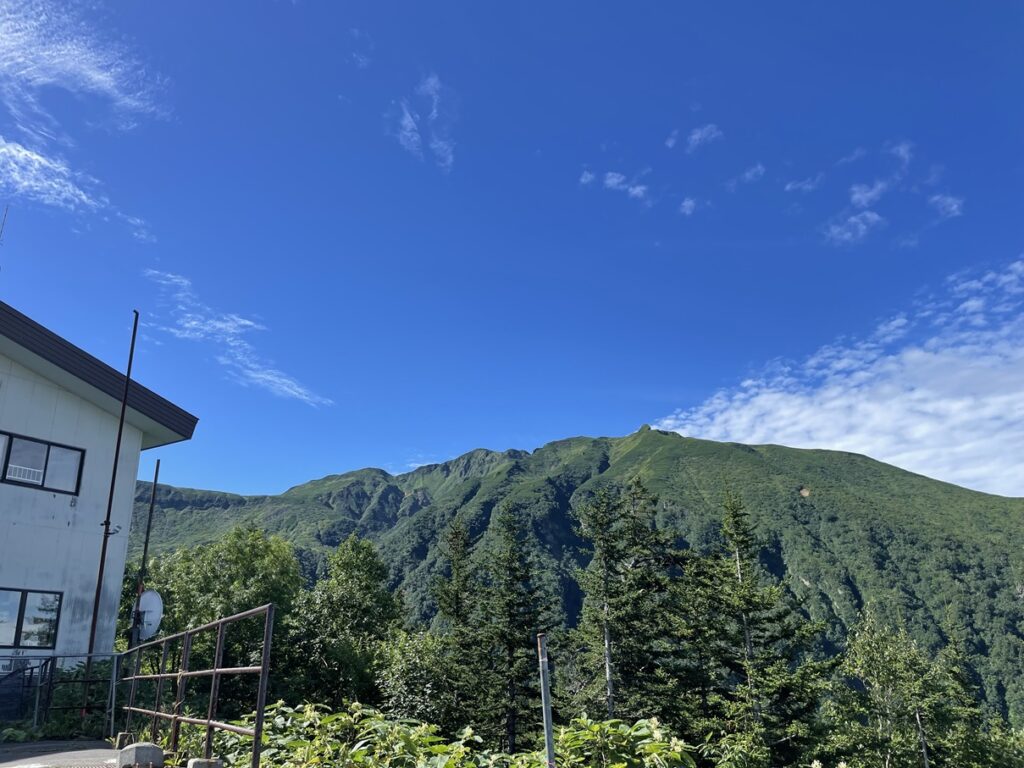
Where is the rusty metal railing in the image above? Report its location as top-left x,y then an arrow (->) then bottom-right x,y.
121,604 -> 275,768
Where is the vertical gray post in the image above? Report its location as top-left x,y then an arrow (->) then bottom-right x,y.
602,603 -> 614,717
252,604 -> 276,768
33,664 -> 42,728
537,633 -> 555,768
108,655 -> 120,738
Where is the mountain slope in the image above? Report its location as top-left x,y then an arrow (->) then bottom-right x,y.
130,427 -> 1024,724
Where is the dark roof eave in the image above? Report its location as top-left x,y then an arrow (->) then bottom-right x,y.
0,301 -> 198,444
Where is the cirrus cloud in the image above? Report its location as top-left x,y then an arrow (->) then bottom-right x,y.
145,270 -> 333,407
656,258 -> 1024,496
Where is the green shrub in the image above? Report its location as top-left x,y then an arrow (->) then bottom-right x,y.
166,702 -> 695,768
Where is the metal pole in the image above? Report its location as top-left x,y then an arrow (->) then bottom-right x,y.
152,641 -> 170,743
204,623 -> 227,759
33,664 -> 42,728
537,633 -> 555,768
170,631 -> 193,756
251,604 -> 276,768
108,655 -> 120,738
130,459 -> 161,648
89,309 -> 139,656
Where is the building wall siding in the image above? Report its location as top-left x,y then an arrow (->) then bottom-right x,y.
0,350 -> 142,657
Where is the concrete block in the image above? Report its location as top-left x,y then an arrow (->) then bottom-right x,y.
115,732 -> 135,749
187,759 -> 224,768
118,741 -> 164,768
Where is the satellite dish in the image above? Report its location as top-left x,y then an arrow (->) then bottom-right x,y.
138,590 -> 164,641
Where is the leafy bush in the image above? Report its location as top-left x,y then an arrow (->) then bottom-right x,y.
168,702 -> 695,768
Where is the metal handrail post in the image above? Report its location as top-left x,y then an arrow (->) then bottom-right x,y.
151,641 -> 171,743
124,648 -> 142,735
33,665 -> 42,728
108,654 -> 120,738
204,623 -> 227,759
251,604 -> 275,768
170,631 -> 194,755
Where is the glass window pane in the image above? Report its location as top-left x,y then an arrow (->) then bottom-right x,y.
0,590 -> 19,646
45,446 -> 81,493
6,438 -> 46,485
18,592 -> 60,648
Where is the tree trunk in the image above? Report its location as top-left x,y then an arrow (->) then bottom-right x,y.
602,556 -> 614,718
914,707 -> 931,768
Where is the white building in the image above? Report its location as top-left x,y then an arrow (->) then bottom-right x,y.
0,301 -> 196,659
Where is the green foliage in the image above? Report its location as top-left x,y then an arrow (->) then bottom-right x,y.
280,534 -> 402,707
571,481 -> 679,724
184,701 -> 696,768
823,610 -> 1024,768
474,503 -> 550,752
708,494 -> 831,767
377,630 -> 459,731
146,525 -> 302,633
0,726 -> 34,743
554,716 -> 696,768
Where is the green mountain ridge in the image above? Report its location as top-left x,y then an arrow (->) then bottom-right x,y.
130,427 -> 1024,724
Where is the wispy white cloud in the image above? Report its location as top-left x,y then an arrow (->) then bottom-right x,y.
604,172 -> 627,190
0,0 -> 160,143
784,173 -> 824,192
741,162 -> 765,183
600,170 -> 650,203
656,258 -> 1024,496
145,270 -> 332,407
727,162 -> 765,190
686,123 -> 723,153
396,103 -> 422,157
0,136 -> 100,209
0,1 -> 159,239
579,169 -> 595,185
850,179 -> 889,208
888,140 -> 914,168
664,129 -> 679,149
824,210 -> 884,244
347,28 -> 374,70
679,197 -> 697,216
391,73 -> 456,171
929,193 -> 964,219
837,147 -> 866,165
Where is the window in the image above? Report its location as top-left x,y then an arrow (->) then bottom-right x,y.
7,438 -> 46,485
0,432 -> 83,495
0,589 -> 61,649
44,446 -> 81,493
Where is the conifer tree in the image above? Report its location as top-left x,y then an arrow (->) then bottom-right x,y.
477,502 -> 547,752
710,493 -> 830,768
429,518 -> 486,735
573,478 -> 682,725
434,519 -> 474,633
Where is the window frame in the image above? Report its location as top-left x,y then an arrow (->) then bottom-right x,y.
0,430 -> 85,496
0,588 -> 63,650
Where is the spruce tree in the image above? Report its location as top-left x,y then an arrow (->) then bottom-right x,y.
710,493 -> 830,768
477,502 -> 547,752
573,478 -> 681,725
430,518 -> 486,735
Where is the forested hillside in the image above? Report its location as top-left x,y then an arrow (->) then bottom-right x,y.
131,426 -> 1024,724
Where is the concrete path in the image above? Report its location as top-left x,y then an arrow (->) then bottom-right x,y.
0,741 -> 115,768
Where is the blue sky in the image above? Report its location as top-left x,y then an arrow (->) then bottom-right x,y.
1,2 -> 1023,495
